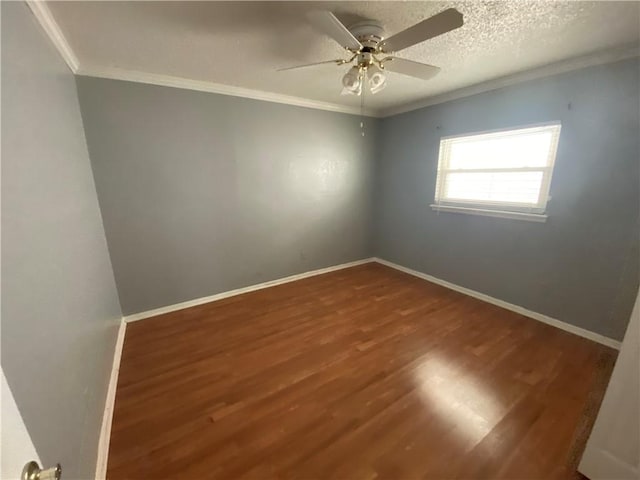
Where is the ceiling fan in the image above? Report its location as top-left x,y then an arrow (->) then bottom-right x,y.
278,8 -> 464,96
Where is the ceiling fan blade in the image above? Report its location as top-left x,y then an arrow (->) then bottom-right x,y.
383,57 -> 441,81
307,11 -> 363,51
277,59 -> 346,72
381,8 -> 463,53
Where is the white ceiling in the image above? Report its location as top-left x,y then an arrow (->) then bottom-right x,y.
47,1 -> 640,116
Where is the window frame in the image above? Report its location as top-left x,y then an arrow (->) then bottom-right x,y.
432,122 -> 562,220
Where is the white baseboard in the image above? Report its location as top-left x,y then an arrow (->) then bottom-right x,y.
96,256 -> 620,479
95,318 -> 127,480
373,257 -> 621,350
124,258 -> 375,323
121,255 -> 620,349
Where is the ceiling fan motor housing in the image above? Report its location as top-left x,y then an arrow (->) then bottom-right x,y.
349,20 -> 385,49
349,20 -> 385,70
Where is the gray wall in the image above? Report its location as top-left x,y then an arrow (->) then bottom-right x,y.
3,4 -> 636,478
76,77 -> 376,316
1,3 -> 122,479
374,58 -> 640,341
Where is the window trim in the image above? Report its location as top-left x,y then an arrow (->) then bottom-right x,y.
430,204 -> 548,222
433,122 -> 561,218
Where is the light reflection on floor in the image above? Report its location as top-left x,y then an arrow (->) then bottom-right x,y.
413,354 -> 506,447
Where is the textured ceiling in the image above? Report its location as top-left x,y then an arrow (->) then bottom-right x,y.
49,1 -> 640,115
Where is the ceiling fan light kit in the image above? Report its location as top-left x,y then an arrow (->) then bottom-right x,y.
367,64 -> 387,94
280,8 -> 464,97
342,65 -> 363,95
340,63 -> 387,96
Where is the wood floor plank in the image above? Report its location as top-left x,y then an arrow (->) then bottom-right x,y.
107,263 -> 616,479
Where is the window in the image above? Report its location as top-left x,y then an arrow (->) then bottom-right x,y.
432,123 -> 561,221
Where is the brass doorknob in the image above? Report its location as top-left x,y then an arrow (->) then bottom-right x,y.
22,461 -> 61,480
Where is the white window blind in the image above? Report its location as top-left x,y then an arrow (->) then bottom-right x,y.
433,123 -> 561,216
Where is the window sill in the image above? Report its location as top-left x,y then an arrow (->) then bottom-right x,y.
430,204 -> 547,223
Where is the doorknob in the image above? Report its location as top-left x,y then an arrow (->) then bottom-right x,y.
22,461 -> 61,480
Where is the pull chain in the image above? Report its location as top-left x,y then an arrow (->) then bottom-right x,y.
360,69 -> 366,136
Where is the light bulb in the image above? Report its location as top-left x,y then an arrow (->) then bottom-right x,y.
341,66 -> 362,96
367,64 -> 387,94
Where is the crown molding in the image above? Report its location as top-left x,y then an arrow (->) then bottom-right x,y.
24,0 -> 378,116
25,0 -> 79,73
24,0 -> 637,120
74,45 -> 639,119
380,43 -> 640,118
76,66 -> 381,117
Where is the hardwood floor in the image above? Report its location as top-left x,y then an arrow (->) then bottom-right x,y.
107,263 -> 616,479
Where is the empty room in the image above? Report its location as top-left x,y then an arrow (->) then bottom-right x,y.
2,1 -> 639,479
